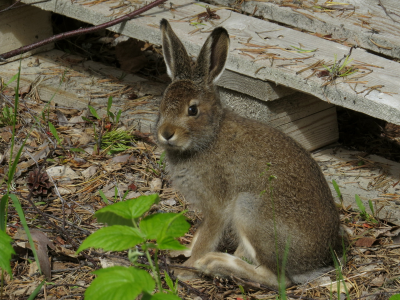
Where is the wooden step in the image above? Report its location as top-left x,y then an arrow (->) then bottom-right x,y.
0,50 -> 338,151
14,0 -> 400,126
0,0 -> 53,62
211,0 -> 400,59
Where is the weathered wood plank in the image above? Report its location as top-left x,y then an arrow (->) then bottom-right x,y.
220,88 -> 338,151
0,50 -> 337,150
218,70 -> 295,101
314,148 -> 400,226
0,50 -> 150,119
18,0 -> 400,126
210,0 -> 400,60
0,0 -> 54,62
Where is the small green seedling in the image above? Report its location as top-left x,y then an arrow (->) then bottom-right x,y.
0,105 -> 14,127
77,194 -> 188,300
101,128 -> 134,154
48,122 -> 62,145
355,195 -> 378,224
106,96 -> 122,125
322,51 -> 358,85
157,151 -> 166,170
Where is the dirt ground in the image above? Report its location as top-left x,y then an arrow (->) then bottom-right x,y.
1,21 -> 400,300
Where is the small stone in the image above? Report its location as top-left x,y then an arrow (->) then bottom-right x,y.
161,198 -> 176,206
81,166 -> 97,179
150,178 -> 162,192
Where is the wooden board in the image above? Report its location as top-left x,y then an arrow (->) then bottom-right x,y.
314,147 -> 400,226
19,0 -> 400,126
221,88 -> 338,151
211,0 -> 400,59
218,70 -> 295,101
0,50 -> 337,150
0,0 -> 54,62
0,50 -> 157,131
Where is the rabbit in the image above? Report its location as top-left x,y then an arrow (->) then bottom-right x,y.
156,18 -> 342,289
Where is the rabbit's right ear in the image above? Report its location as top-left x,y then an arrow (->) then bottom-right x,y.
194,27 -> 229,86
160,19 -> 192,81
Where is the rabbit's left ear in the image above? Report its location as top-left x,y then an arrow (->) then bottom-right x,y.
194,27 -> 230,86
160,19 -> 192,81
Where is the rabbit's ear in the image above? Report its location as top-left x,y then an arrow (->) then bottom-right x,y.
194,27 -> 229,85
160,19 -> 192,80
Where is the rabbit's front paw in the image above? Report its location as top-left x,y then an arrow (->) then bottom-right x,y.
174,268 -> 200,281
194,252 -> 234,277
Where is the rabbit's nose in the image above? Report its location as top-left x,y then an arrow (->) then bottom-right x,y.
161,129 -> 175,141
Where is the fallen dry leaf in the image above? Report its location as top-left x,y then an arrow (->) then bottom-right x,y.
355,237 -> 376,247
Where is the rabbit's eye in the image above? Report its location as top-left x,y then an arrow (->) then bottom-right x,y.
188,105 -> 198,116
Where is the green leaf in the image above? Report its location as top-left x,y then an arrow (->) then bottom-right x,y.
9,194 -> 41,274
2,73 -> 18,90
81,116 -> 94,124
95,194 -> 159,221
107,96 -> 113,113
164,271 -> 175,293
27,280 -> 46,300
368,199 -> 375,215
77,225 -> 144,253
69,148 -> 85,153
332,180 -> 342,202
0,229 -> 15,277
142,292 -> 182,300
85,266 -> 155,300
140,212 -> 190,241
98,190 -> 109,204
355,195 -> 366,214
116,110 -> 122,124
95,211 -> 135,227
389,294 -> 400,300
48,122 -> 61,145
88,105 -> 100,119
0,194 -> 8,231
158,237 -> 187,251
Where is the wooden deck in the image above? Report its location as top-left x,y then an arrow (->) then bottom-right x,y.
15,0 -> 400,125
211,0 -> 400,59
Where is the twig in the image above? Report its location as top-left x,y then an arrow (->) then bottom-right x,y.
378,0 -> 400,23
0,0 -> 168,61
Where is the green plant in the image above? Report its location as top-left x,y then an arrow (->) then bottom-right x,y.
332,180 -> 343,206
331,249 -> 351,300
321,50 -> 358,86
389,294 -> 400,300
355,195 -> 378,224
1,65 -> 42,288
0,105 -> 14,127
101,128 -> 134,154
157,151 -> 166,170
106,96 -> 122,125
238,285 -> 247,300
77,194 -> 189,299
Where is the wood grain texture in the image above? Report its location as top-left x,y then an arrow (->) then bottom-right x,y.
19,0 -> 400,124
0,1 -> 54,62
219,70 -> 295,101
211,0 -> 400,59
221,88 -> 338,151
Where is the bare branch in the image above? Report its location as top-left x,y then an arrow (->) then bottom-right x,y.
0,0 -> 168,61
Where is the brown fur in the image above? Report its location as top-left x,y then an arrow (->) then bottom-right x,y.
157,19 -> 342,289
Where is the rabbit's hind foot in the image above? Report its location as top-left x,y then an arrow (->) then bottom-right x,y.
194,252 -> 292,289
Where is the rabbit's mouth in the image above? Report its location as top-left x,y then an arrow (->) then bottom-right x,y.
157,128 -> 191,151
